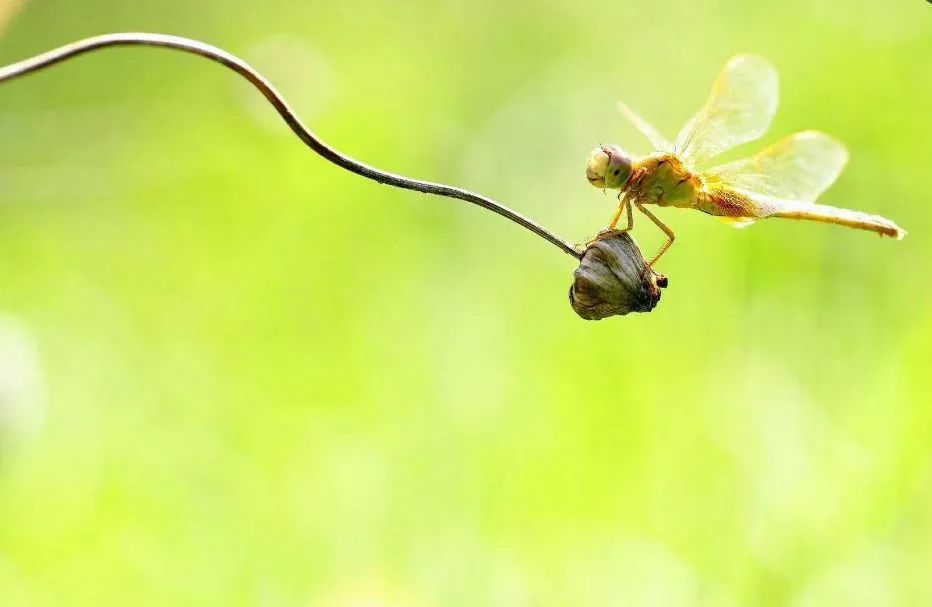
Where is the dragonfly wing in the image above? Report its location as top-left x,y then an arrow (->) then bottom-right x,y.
704,131 -> 848,202
618,101 -> 670,152
674,55 -> 778,167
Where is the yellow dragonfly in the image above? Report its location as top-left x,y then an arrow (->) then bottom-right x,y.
585,54 -> 905,267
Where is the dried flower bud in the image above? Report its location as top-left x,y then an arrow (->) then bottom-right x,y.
569,231 -> 667,320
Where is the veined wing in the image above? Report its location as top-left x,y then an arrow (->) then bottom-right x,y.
618,101 -> 670,152
704,131 -> 848,203
674,55 -> 778,167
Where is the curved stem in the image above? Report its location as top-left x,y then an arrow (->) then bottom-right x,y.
0,32 -> 583,259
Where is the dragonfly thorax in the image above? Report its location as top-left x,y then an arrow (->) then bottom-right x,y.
626,153 -> 703,209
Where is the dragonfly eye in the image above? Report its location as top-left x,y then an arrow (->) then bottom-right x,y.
586,144 -> 632,189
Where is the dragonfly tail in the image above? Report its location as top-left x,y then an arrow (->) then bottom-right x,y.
770,202 -> 906,240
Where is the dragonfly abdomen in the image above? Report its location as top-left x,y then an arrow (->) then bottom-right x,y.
699,187 -> 906,238
696,187 -> 758,218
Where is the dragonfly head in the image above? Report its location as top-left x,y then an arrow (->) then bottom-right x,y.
586,144 -> 633,189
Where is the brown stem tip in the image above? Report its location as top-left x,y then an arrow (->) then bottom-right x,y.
569,231 -> 667,320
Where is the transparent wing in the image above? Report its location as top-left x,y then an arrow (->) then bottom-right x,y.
618,101 -> 670,152
674,54 -> 779,167
703,130 -> 848,203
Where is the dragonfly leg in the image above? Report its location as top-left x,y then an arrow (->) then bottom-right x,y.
608,194 -> 633,231
634,202 -> 675,266
585,193 -> 634,248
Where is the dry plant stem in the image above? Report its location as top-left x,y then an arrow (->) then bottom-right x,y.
0,32 -> 583,259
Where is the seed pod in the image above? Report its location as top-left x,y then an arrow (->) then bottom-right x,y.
569,231 -> 667,320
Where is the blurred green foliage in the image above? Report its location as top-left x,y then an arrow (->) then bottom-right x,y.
0,0 -> 930,605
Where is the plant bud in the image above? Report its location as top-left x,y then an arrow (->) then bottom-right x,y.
569,231 -> 666,320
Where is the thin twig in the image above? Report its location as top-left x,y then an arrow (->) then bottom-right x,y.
0,32 -> 583,258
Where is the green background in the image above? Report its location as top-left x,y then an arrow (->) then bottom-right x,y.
0,0 -> 930,605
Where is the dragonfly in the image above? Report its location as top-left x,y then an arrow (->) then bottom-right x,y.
585,54 -> 905,267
